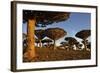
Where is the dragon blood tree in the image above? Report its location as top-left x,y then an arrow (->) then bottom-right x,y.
75,30 -> 91,50
45,28 -> 67,50
35,29 -> 45,47
23,10 -> 70,61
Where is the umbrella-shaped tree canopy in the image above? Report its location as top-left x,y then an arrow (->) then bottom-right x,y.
45,28 -> 67,40
60,42 -> 68,46
65,37 -> 77,45
23,10 -> 70,61
35,29 -> 46,47
42,39 -> 52,44
87,42 -> 91,49
23,10 -> 70,27
42,39 -> 53,47
45,27 -> 67,49
75,29 -> 91,50
78,44 -> 83,49
81,40 -> 88,45
60,41 -> 69,49
35,29 -> 46,40
75,30 -> 91,40
65,37 -> 78,50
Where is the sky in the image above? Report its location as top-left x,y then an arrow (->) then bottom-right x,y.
23,12 -> 91,46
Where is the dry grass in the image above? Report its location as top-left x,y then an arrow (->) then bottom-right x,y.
23,46 -> 91,62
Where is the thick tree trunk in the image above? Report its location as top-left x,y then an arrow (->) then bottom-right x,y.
24,19 -> 36,61
54,40 -> 56,50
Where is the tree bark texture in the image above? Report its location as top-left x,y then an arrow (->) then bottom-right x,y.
24,19 -> 36,61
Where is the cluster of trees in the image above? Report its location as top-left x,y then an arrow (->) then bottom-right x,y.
23,10 -> 91,61
60,30 -> 91,51
24,29 -> 91,51
23,10 -> 70,61
35,28 -> 67,49
23,27 -> 67,48
35,29 -> 91,51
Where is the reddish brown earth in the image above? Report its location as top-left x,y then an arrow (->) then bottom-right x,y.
23,47 -> 91,62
